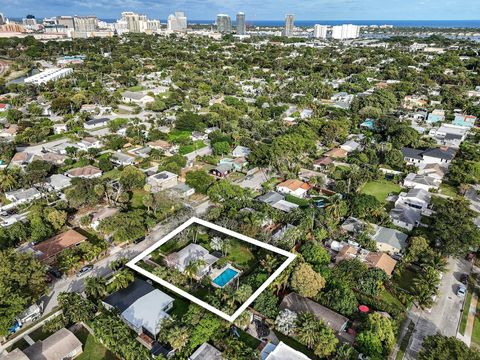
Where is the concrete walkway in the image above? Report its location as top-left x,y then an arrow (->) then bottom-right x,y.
458,291 -> 478,346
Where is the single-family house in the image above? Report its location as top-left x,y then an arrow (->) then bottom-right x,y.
261,342 -> 311,360
280,293 -> 349,335
47,174 -> 72,191
6,328 -> 83,360
340,140 -> 362,153
122,91 -> 155,105
9,152 -> 34,168
189,343 -> 223,360
401,147 -> 456,166
36,152 -> 68,166
103,279 -> 174,339
168,183 -> 195,198
66,165 -> 102,179
257,191 -> 299,213
276,179 -> 311,198
453,114 -> 477,128
191,131 -> 208,141
396,188 -> 431,211
313,156 -> 333,170
371,226 -> 408,254
232,146 -> 251,158
210,163 -> 234,178
5,188 -> 42,205
147,140 -> 177,154
0,124 -> 18,138
300,109 -> 314,119
365,252 -> 398,276
111,152 -> 137,166
219,157 -> 248,172
418,163 -> 448,181
128,146 -> 151,158
53,123 -> 68,134
427,109 -> 445,124
324,147 -> 348,159
77,136 -> 103,150
389,204 -> 422,231
84,117 -> 110,130
165,243 -> 219,277
32,229 -> 87,264
403,95 -> 428,110
403,173 -> 440,191
147,171 -> 178,192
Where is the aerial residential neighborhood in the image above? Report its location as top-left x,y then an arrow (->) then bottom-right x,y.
0,3 -> 480,360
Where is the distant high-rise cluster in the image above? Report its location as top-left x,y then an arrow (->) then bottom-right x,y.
236,12 -> 246,35
283,14 -> 295,37
0,13 -> 6,26
331,24 -> 360,39
167,12 -> 187,32
118,12 -> 160,33
216,14 -> 232,34
313,24 -> 328,39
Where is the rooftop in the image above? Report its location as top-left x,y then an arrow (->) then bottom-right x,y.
32,229 -> 87,261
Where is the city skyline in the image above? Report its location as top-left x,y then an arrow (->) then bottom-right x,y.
2,0 -> 480,21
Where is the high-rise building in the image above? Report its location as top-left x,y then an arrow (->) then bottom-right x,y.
217,14 -> 232,34
122,12 -> 141,33
0,13 -> 6,26
167,12 -> 187,32
236,12 -> 246,35
56,16 -> 75,29
283,14 -> 294,37
73,16 -> 98,32
331,24 -> 360,40
313,24 -> 328,39
146,19 -> 161,31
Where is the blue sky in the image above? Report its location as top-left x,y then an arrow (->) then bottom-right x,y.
2,0 -> 480,20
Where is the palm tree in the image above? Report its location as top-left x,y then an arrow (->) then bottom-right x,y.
296,312 -> 320,349
166,326 -> 189,350
260,254 -> 279,274
85,276 -> 107,299
111,269 -> 134,291
184,259 -> 207,284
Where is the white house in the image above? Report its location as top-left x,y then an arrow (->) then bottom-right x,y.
232,145 -> 251,158
403,173 -> 440,191
77,137 -> 103,150
111,152 -> 137,166
122,91 -> 155,106
53,123 -> 68,134
276,179 -> 311,198
401,147 -> 456,166
395,188 -> 431,211
147,171 -> 178,192
84,118 -> 110,130
5,188 -> 42,205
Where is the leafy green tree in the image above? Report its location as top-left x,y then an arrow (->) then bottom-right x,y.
119,166 -> 146,190
212,141 -> 231,155
300,242 -> 330,271
85,276 -> 108,299
290,263 -> 326,298
253,292 -> 279,319
186,170 -> 215,194
58,292 -> 96,324
419,334 -> 480,360
356,313 -> 395,358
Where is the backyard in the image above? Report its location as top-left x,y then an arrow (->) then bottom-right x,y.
361,180 -> 402,202
74,327 -> 118,360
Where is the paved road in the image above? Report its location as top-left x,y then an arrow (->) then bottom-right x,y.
405,257 -> 471,359
41,203 -> 209,314
184,145 -> 212,162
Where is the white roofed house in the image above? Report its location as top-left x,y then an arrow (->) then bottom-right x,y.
403,173 -> 440,191
5,188 -> 42,206
232,145 -> 251,158
165,243 -> 219,278
147,171 -> 178,192
46,174 -> 72,191
340,140 -> 362,153
77,136 -> 103,150
122,91 -> 155,106
395,188 -> 431,212
111,151 -> 137,166
389,188 -> 431,231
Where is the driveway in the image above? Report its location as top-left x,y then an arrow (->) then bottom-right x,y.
405,257 -> 472,359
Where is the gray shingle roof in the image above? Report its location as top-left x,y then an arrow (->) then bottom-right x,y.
372,227 -> 408,251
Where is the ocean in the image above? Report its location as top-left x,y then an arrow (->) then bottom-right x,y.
101,19 -> 480,28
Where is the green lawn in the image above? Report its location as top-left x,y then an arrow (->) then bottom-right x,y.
396,321 -> 415,360
439,183 -> 461,199
170,296 -> 190,319
238,329 -> 261,350
29,326 -> 56,342
393,268 -> 417,294
459,285 -> 475,335
127,85 -> 145,92
378,288 -> 405,311
360,180 -> 402,202
472,295 -> 480,349
226,240 -> 255,268
179,141 -> 207,155
74,327 -> 118,360
168,130 -> 192,142
285,194 -> 310,207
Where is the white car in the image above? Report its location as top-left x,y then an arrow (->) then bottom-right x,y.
457,285 -> 467,297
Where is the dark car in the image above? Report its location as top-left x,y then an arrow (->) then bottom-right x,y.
47,268 -> 62,279
460,274 -> 469,285
76,265 -> 93,277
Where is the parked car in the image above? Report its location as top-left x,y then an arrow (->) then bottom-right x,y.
460,274 -> 469,285
457,285 -> 467,297
47,267 -> 62,279
77,265 -> 93,277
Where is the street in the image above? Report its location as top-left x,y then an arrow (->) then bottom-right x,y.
41,203 -> 209,314
405,257 -> 472,359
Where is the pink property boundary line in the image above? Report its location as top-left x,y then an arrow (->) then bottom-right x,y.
127,217 -> 296,322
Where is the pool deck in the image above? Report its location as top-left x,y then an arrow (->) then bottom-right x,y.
210,264 -> 241,288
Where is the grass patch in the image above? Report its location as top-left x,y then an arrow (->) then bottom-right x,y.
101,168 -> 121,180
285,194 -> 310,207
226,240 -> 256,268
74,326 -> 118,360
28,326 -> 56,342
396,321 -> 415,360
472,293 -> 480,348
274,331 -> 317,359
179,141 -> 207,155
439,183 -> 460,199
168,130 -> 192,142
360,180 -> 402,202
393,267 -> 417,294
127,85 -> 145,92
459,284 -> 475,335
170,296 -> 190,319
379,288 -> 406,311
238,329 -> 261,350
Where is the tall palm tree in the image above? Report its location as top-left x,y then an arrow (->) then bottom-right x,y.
296,312 -> 320,349
85,276 -> 107,299
111,269 -> 134,291
184,259 -> 207,284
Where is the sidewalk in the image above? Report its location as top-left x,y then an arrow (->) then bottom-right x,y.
458,290 -> 478,346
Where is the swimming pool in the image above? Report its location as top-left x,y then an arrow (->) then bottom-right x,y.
212,268 -> 239,288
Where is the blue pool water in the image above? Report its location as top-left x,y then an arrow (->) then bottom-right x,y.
212,268 -> 239,287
